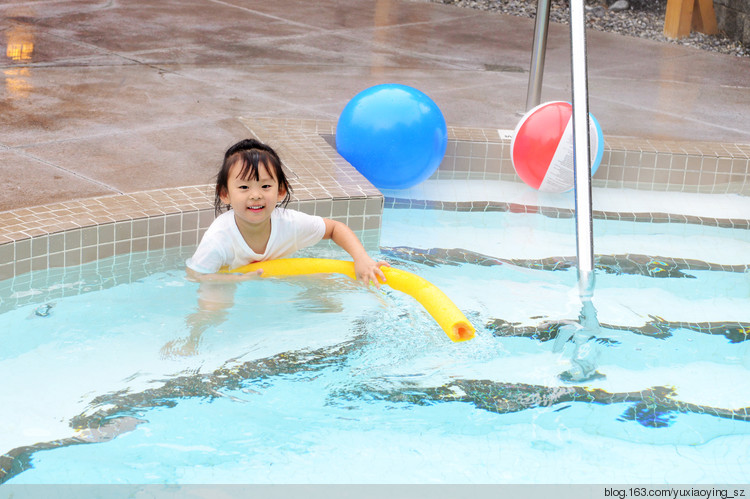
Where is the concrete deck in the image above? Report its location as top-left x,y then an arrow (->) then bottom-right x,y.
2,0 -> 750,214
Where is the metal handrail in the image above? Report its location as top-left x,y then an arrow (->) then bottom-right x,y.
569,0 -> 595,295
526,0 -> 595,293
525,0 -> 552,111
526,0 -> 601,380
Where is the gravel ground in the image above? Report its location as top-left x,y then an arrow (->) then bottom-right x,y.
427,0 -> 748,57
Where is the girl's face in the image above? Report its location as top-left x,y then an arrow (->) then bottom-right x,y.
219,160 -> 287,228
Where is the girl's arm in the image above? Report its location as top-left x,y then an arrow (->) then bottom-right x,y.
186,266 -> 263,282
323,218 -> 389,287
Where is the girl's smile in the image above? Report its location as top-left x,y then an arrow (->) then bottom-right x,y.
219,160 -> 287,249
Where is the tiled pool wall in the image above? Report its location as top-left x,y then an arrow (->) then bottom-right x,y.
435,128 -> 750,195
1,117 -> 749,282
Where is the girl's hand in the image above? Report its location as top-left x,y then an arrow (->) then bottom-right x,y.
232,269 -> 264,281
354,257 -> 390,288
321,218 -> 391,288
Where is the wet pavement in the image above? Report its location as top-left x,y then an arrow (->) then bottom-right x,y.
2,0 -> 749,212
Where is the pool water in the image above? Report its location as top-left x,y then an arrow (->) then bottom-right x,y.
1,202 -> 750,484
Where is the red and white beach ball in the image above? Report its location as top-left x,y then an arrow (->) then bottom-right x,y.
511,101 -> 604,193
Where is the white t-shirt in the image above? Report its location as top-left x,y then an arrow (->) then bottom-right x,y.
186,208 -> 326,273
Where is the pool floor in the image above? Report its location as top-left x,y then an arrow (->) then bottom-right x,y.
2,200 -> 749,484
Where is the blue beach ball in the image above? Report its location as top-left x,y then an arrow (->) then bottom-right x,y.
336,84 -> 448,190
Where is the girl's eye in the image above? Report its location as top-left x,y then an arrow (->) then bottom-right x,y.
262,184 -> 272,189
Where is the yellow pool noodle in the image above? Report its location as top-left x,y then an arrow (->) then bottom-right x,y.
223,258 -> 475,343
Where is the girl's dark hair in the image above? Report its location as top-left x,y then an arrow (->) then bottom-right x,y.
214,138 -> 293,215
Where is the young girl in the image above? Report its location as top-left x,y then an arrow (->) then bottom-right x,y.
186,138 -> 389,286
164,139 -> 389,358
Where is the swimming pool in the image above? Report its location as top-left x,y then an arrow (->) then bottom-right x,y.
2,185 -> 749,484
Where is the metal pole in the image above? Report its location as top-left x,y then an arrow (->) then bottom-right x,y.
526,0 -> 552,111
569,0 -> 595,298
